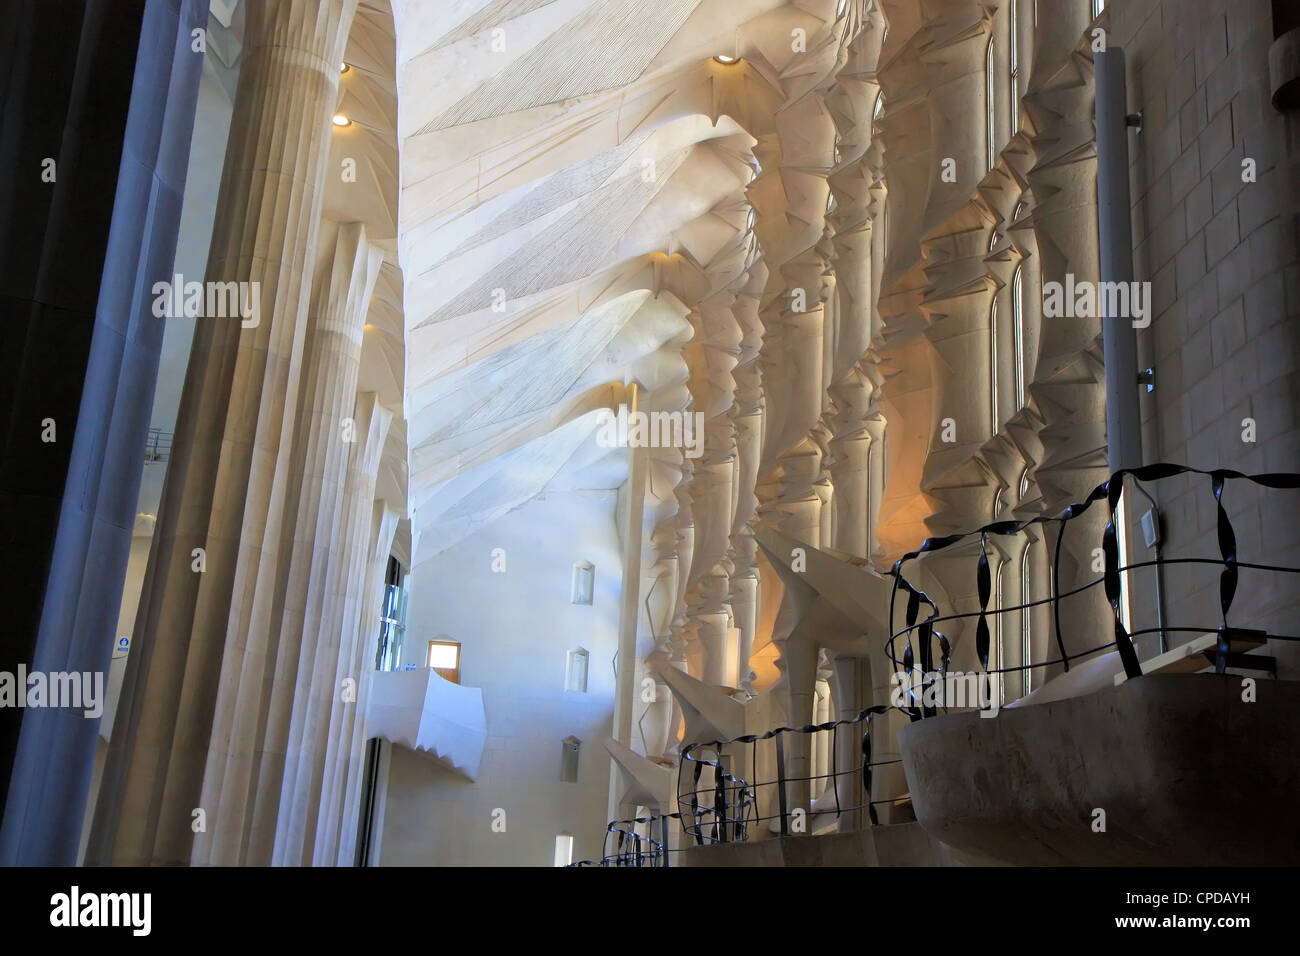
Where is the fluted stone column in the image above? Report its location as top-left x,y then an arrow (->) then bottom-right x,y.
828,652 -> 865,831
86,0 -> 360,867
226,222 -> 383,866
331,498 -> 399,865
0,0 -> 209,867
284,390 -> 393,867
728,537 -> 760,692
634,451 -> 687,759
729,267 -> 766,692
1021,0 -> 1110,677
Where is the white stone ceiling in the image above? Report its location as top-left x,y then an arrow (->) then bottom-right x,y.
389,0 -> 815,567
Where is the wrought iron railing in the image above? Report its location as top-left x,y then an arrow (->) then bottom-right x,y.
575,465 -> 1300,865
677,707 -> 896,839
886,464 -> 1300,719
569,815 -> 677,867
675,750 -> 756,845
569,709 -> 899,866
144,427 -> 172,463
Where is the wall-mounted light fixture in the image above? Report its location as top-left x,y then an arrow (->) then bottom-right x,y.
332,113 -> 351,127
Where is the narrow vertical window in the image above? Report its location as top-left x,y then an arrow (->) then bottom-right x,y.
994,558 -> 1005,706
1091,0 -> 1106,19
571,560 -> 594,605
1012,264 -> 1026,410
875,92 -> 888,249
554,834 -> 574,866
1021,542 -> 1033,696
565,647 -> 589,693
560,736 -> 581,783
985,36 -> 996,172
1009,0 -> 1021,135
375,556 -> 407,672
990,298 -> 1000,436
866,437 -> 878,554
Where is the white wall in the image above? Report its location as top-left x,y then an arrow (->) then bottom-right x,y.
378,488 -> 622,866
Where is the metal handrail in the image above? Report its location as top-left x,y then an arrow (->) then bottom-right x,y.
886,464 -> 1300,719
576,465 -> 1300,862
677,705 -> 897,842
144,427 -> 172,463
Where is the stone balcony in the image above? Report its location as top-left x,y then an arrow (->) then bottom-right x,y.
365,668 -> 488,780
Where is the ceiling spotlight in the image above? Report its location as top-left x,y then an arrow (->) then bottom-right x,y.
332,113 -> 351,127
340,63 -> 350,74
713,54 -> 739,65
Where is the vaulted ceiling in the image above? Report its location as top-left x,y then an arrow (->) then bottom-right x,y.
389,0 -> 852,564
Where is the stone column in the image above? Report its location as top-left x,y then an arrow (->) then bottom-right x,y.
239,222 -> 383,866
636,452 -> 687,759
284,391 -> 393,867
609,384 -> 649,821
729,267 -> 766,691
757,5 -> 871,825
1022,0 -> 1110,676
0,0 -> 209,867
86,0 -> 360,867
332,498 -> 399,865
829,651 -> 865,831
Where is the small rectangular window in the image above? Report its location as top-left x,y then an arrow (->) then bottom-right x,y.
571,561 -> 594,605
560,736 -> 581,782
554,834 -> 574,867
426,639 -> 461,684
565,648 -> 589,693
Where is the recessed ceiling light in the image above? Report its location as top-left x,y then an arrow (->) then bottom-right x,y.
332,113 -> 351,127
713,54 -> 739,65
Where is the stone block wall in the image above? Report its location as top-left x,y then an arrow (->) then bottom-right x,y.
1113,0 -> 1300,672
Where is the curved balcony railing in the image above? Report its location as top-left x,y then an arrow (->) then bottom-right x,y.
886,464 -> 1300,719
677,706 -> 895,839
569,707 -> 899,866
569,815 -> 677,867
575,464 -> 1300,865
